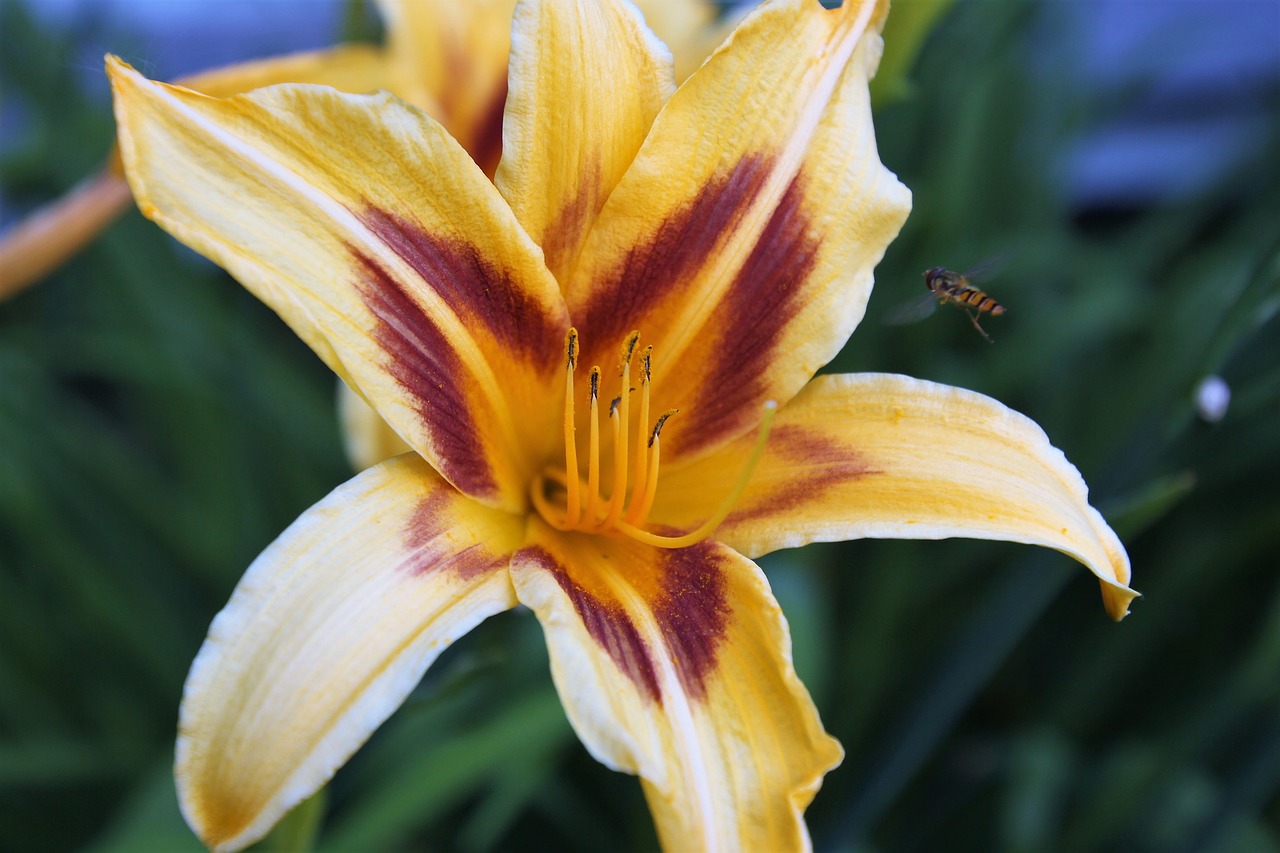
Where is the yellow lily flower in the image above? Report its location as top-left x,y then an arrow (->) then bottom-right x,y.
107,0 -> 1137,849
0,0 -> 724,299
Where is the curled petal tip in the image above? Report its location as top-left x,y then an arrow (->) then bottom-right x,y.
1102,581 -> 1141,622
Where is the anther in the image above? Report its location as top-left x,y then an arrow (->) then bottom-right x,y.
619,330 -> 640,374
649,409 -> 676,447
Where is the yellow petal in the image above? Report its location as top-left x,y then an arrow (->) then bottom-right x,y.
495,0 -> 674,283
567,0 -> 911,463
376,0 -> 516,175
108,58 -> 570,510
177,454 -> 523,852
511,522 -> 842,850
654,373 -> 1138,620
174,43 -> 394,98
0,44 -> 396,302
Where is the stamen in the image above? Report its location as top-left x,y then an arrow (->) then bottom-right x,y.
619,330 -> 640,371
614,401 -> 778,548
591,396 -> 622,530
601,331 -> 639,529
563,328 -> 581,526
625,408 -> 677,526
628,347 -> 654,519
649,408 -> 677,448
532,333 -> 774,551
584,366 -> 602,523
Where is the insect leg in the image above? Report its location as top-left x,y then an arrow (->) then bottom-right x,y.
964,306 -> 994,343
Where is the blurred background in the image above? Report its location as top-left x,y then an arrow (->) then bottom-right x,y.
1,0 -> 1278,850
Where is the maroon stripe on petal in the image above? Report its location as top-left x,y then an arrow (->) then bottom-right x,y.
359,206 -> 563,369
652,541 -> 730,700
401,491 -> 509,580
678,171 -> 821,457
541,159 -> 600,280
518,545 -> 662,704
353,251 -> 498,500
467,78 -> 508,180
726,422 -> 880,526
579,154 -> 776,353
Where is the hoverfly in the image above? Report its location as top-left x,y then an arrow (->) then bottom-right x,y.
886,266 -> 1007,343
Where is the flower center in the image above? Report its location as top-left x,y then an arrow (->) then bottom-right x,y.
530,328 -> 775,547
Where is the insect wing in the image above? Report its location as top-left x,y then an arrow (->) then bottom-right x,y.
884,292 -> 939,326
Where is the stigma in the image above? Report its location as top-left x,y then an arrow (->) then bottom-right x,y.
530,328 -> 775,548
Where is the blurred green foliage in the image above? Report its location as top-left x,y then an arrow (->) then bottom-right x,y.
1,0 -> 1278,851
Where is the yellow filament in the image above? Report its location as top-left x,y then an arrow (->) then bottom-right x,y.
534,332 -> 774,550
584,366 -> 602,524
613,401 -> 777,549
601,332 -> 638,528
593,396 -> 621,530
586,394 -> 619,527
626,409 -> 677,526
563,329 -> 581,527
628,347 -> 653,520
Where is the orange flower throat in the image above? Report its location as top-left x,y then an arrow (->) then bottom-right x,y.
531,329 -> 775,547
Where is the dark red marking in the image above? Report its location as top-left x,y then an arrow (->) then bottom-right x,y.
578,154 -> 776,357
353,251 -> 498,499
359,206 -> 565,368
402,491 -> 508,580
541,160 -> 600,279
517,545 -> 662,703
575,155 -> 822,459
676,171 -> 820,458
725,423 -> 880,526
467,77 -> 508,180
651,541 -> 731,700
